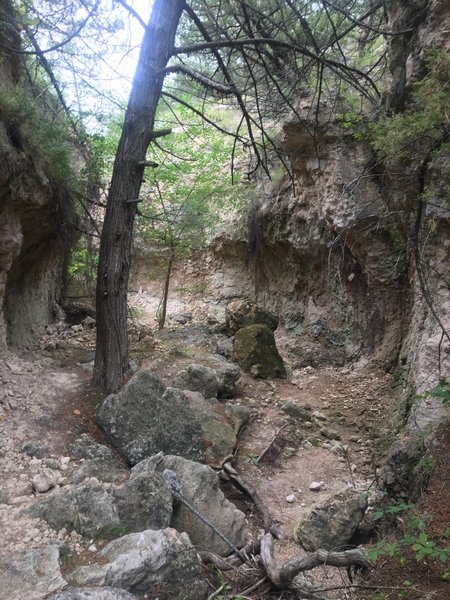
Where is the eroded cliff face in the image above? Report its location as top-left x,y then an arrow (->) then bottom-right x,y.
195,0 -> 449,428
0,0 -> 76,350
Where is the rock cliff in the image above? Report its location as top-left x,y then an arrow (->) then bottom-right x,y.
0,0 -> 77,350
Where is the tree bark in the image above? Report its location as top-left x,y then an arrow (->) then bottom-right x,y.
94,0 -> 185,392
158,248 -> 175,330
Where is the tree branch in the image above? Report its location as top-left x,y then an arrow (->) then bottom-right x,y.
164,64 -> 235,95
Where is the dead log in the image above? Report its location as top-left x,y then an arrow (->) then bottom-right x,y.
260,533 -> 371,588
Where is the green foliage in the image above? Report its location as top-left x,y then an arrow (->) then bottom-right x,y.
68,243 -> 98,283
0,82 -> 76,184
369,504 -> 450,567
370,49 -> 450,165
416,378 -> 450,407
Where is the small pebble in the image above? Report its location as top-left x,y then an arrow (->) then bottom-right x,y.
309,481 -> 324,491
286,494 -> 296,503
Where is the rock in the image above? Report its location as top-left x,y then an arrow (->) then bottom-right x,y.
286,494 -> 296,503
97,370 -> 241,467
215,337 -> 233,359
223,403 -> 250,434
133,454 -> 247,556
378,435 -> 427,501
294,489 -> 368,551
48,588 -> 137,600
69,436 -> 128,484
0,488 -> 9,504
225,299 -> 279,335
319,427 -> 341,441
22,441 -> 48,458
81,316 -> 96,329
0,544 -> 66,600
233,324 -> 286,379
112,473 -> 172,533
173,364 -> 219,399
169,312 -> 193,325
309,481 -> 324,491
68,528 -> 208,600
29,483 -> 119,538
207,354 -> 241,398
32,468 -> 61,493
281,401 -> 311,420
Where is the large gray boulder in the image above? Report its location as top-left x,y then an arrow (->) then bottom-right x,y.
112,473 -> 172,532
233,324 -> 286,379
68,528 -> 208,600
133,454 -> 247,556
294,488 -> 368,551
0,544 -> 66,600
173,364 -> 219,399
226,299 -> 278,335
48,588 -> 137,600
29,483 -> 119,538
97,370 -> 242,467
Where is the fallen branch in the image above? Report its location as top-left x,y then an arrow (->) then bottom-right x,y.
223,464 -> 285,539
260,533 -> 371,587
256,423 -> 290,464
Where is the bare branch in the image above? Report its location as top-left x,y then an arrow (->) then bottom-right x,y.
164,64 -> 235,95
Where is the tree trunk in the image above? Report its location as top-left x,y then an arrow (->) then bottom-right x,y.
158,249 -> 175,330
94,0 -> 185,392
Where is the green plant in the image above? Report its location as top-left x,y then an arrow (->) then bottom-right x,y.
243,453 -> 260,467
369,505 -> 450,566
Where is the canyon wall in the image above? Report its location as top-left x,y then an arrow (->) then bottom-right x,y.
0,0 -> 77,350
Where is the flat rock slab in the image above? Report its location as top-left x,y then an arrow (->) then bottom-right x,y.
0,544 -> 66,600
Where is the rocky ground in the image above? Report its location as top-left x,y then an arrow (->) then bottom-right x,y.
0,310 -> 449,600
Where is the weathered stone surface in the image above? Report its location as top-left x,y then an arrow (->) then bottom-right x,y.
133,454 -> 247,556
294,488 -> 368,551
226,299 -> 279,335
31,468 -> 61,493
281,401 -> 312,420
97,370 -> 240,467
0,544 -> 66,600
207,354 -> 241,398
112,473 -> 172,533
378,435 -> 427,501
69,434 -> 128,484
233,324 -> 286,379
173,364 -> 219,399
48,588 -> 137,600
68,528 -> 208,600
29,483 -> 119,537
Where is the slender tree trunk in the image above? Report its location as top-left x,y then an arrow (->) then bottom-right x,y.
158,249 -> 175,330
94,0 -> 185,392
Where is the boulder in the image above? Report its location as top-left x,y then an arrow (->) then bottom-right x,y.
0,544 -> 66,600
112,473 -> 172,532
29,483 -> 119,538
97,370 -> 241,467
294,489 -> 368,551
233,324 -> 286,379
173,364 -> 219,399
226,299 -> 278,335
132,454 -> 247,556
207,354 -> 241,398
48,589 -> 137,600
68,528 -> 208,600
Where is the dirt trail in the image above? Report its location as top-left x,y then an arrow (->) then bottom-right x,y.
0,317 -> 407,599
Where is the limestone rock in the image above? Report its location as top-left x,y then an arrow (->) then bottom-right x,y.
97,370 -> 241,467
31,468 -> 60,493
226,299 -> 279,335
0,544 -> 66,600
68,528 -> 208,600
233,324 -> 286,379
48,589 -> 137,600
133,454 -> 247,556
207,354 -> 241,398
173,364 -> 219,399
29,483 -> 119,538
294,489 -> 368,551
112,473 -> 172,532
281,401 -> 312,420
